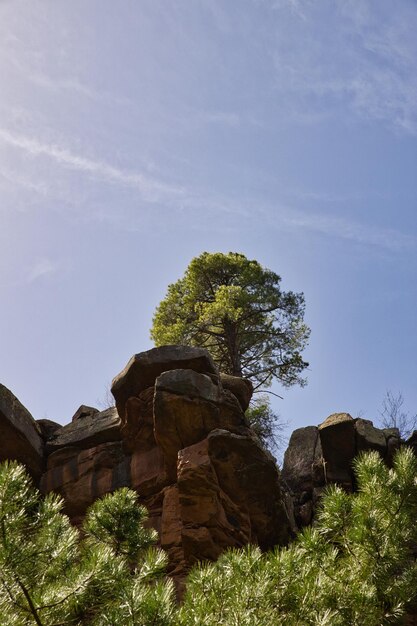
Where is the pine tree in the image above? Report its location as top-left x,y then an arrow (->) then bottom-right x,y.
151,252 -> 309,390
0,461 -> 175,625
180,448 -> 417,626
2,449 -> 417,625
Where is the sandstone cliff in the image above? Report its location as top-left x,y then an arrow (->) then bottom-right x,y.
0,346 -> 292,583
0,346 -> 414,593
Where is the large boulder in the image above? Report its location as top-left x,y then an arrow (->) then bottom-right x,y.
38,347 -> 292,582
281,426 -> 323,527
282,413 -> 406,529
43,347 -> 292,582
111,346 -> 218,420
0,384 -> 44,480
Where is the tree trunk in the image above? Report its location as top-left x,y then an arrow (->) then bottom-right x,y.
223,320 -> 242,377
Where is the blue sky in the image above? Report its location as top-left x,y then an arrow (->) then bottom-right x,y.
1,0 -> 416,439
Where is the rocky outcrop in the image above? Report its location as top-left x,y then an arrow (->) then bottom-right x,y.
0,384 -> 44,480
0,347 -> 411,588
5,345 -> 291,582
111,345 -> 218,420
282,412 -> 402,528
114,347 -> 291,578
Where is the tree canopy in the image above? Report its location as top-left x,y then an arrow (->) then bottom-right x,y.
150,252 -> 310,390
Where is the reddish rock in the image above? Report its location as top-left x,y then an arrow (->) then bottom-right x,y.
130,445 -> 169,497
218,388 -> 250,434
41,442 -> 130,520
122,387 -> 155,453
154,369 -> 245,479
7,346 -> 417,591
111,345 -> 218,420
161,485 -> 186,576
0,384 -> 44,481
177,439 -> 250,564
1,347 -> 294,583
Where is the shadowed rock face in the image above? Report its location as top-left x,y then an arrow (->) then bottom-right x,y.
282,412 -> 402,528
0,384 -> 44,480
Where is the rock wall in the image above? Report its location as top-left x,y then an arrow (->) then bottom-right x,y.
0,346 -> 292,584
1,346 -> 416,600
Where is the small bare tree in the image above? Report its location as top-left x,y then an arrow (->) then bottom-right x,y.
378,391 -> 417,440
96,382 -> 116,410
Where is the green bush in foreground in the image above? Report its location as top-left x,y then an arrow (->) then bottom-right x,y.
0,463 -> 174,625
179,448 -> 417,626
1,448 -> 417,625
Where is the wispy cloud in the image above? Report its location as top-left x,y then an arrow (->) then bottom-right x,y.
0,128 -> 184,202
267,0 -> 417,134
0,168 -> 49,196
270,0 -> 309,21
0,126 -> 412,254
175,191 -> 416,253
278,209 -> 416,252
27,71 -> 132,107
27,258 -> 58,282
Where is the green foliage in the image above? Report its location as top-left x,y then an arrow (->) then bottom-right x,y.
151,252 -> 310,390
245,395 -> 288,454
2,449 -> 417,625
179,448 -> 417,626
0,462 -> 174,625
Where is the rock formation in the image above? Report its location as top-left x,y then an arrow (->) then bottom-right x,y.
0,346 -> 292,584
282,412 -> 402,527
1,346 -> 415,599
